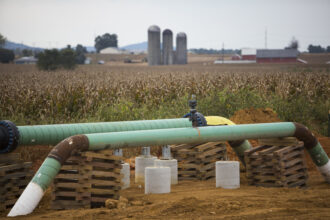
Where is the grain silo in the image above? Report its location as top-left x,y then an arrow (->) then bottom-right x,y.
162,29 -> 173,65
176,32 -> 187,64
148,25 -> 161,66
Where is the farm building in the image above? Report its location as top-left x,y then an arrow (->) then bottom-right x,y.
256,49 -> 299,63
14,56 -> 38,64
241,48 -> 256,60
231,54 -> 242,60
100,47 -> 130,54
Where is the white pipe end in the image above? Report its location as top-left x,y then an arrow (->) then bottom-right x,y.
318,160 -> 330,183
7,182 -> 44,217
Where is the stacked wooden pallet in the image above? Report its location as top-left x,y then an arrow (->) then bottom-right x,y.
171,142 -> 227,180
0,153 -> 33,212
51,150 -> 122,210
244,143 -> 308,188
258,137 -> 299,147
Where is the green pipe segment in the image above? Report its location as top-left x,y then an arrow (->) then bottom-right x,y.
32,157 -> 62,191
37,122 -> 328,193
86,122 -> 297,150
17,118 -> 192,146
307,142 -> 329,167
228,140 -> 252,165
1,118 -> 193,153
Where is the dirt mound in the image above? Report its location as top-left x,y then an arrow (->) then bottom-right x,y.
230,107 -> 281,124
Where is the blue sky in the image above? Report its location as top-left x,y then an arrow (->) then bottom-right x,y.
0,0 -> 329,50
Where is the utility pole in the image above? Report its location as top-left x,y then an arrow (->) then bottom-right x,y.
222,42 -> 224,63
265,27 -> 268,49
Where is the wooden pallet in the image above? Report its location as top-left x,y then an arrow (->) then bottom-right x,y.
245,143 -> 308,188
258,137 -> 299,147
0,153 -> 33,211
172,142 -> 227,180
51,150 -> 122,210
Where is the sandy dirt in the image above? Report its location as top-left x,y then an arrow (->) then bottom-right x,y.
1,172 -> 329,220
1,108 -> 329,219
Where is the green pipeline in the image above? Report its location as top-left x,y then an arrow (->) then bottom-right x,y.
87,122 -> 297,150
231,140 -> 252,165
31,157 -> 61,191
17,118 -> 192,146
307,142 -> 329,167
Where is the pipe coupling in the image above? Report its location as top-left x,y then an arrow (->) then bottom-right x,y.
0,120 -> 19,153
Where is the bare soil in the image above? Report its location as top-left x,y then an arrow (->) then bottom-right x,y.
1,172 -> 329,220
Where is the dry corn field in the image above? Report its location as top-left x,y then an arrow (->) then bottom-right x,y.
1,60 -> 330,220
0,62 -> 329,135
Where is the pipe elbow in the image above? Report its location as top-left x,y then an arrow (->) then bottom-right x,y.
48,135 -> 89,164
293,122 -> 318,149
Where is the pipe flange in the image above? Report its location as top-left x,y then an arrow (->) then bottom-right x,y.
183,112 -> 207,127
0,120 -> 19,153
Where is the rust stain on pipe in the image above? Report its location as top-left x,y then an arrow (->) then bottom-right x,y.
48,135 -> 89,164
228,140 -> 245,148
195,127 -> 201,137
293,123 -> 318,149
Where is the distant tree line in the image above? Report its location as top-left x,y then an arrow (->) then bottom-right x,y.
94,33 -> 118,53
190,48 -> 240,54
308,44 -> 330,53
285,37 -> 299,50
37,44 -> 87,70
0,33 -> 15,63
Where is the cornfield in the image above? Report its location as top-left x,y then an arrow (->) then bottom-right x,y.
0,63 -> 329,135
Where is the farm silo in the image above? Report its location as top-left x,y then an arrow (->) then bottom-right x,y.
162,29 -> 173,65
176,32 -> 187,64
148,25 -> 161,66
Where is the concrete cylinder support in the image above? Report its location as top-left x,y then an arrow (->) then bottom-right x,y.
216,161 -> 240,189
145,167 -> 171,194
162,29 -> 173,65
154,159 -> 178,184
148,25 -> 161,66
176,32 -> 187,64
121,163 -> 130,189
135,156 -> 157,184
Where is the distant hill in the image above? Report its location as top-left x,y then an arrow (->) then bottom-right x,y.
121,42 -> 147,52
3,41 -> 43,51
3,40 -> 97,53
85,46 -> 96,53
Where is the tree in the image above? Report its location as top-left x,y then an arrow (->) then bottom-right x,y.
37,46 -> 76,70
22,49 -> 33,57
60,46 -> 76,69
327,46 -> 330,53
94,33 -> 118,53
75,44 -> 87,64
0,48 -> 15,63
37,49 -> 61,70
286,37 -> 299,49
0,33 -> 6,48
308,44 -> 325,53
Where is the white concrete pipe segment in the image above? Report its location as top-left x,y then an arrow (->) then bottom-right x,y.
121,163 -> 130,189
145,167 -> 171,194
216,161 -> 240,189
135,156 -> 157,184
154,159 -> 178,184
